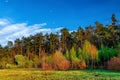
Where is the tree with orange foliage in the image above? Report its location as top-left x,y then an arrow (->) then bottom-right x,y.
51,51 -> 70,70
41,55 -> 52,70
89,44 -> 98,69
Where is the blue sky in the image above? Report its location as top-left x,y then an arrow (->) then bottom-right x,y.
0,0 -> 120,46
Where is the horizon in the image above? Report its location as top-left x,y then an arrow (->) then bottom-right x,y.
0,0 -> 120,46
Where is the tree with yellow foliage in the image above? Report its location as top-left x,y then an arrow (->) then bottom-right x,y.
83,40 -> 98,69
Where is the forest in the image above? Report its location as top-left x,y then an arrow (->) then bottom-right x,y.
0,14 -> 120,71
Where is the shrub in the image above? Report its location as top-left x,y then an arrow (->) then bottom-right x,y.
0,57 -> 15,69
51,51 -> 70,70
78,59 -> 87,69
107,57 -> 120,71
26,60 -> 34,68
15,55 -> 26,68
59,60 -> 70,70
41,55 -> 52,70
41,63 -> 52,70
6,63 -> 15,69
71,58 -> 87,70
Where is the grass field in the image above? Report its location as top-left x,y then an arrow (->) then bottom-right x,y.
0,69 -> 120,80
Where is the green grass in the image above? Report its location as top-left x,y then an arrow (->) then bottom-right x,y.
0,69 -> 120,80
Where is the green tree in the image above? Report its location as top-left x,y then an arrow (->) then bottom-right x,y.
82,40 -> 91,63
111,14 -> 117,25
70,47 -> 80,69
35,33 -> 44,58
65,50 -> 70,61
26,37 -> 31,59
7,41 -> 14,58
15,55 -> 26,68
49,33 -> 59,53
116,43 -> 120,57
60,28 -> 69,52
76,27 -> 85,48
94,21 -> 105,48
7,41 -> 13,49
77,48 -> 84,59
14,38 -> 23,55
99,44 -> 116,66
44,33 -> 50,53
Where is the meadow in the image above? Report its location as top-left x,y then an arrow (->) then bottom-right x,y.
0,69 -> 120,80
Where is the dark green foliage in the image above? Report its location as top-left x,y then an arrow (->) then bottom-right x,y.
60,28 -> 70,52
7,41 -> 13,49
49,33 -> 59,53
116,43 -> 120,57
99,45 -> 116,66
111,14 -> 117,25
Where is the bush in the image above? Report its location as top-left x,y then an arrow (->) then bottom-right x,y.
6,63 -> 15,69
59,60 -> 70,70
41,55 -> 52,70
15,55 -> 26,68
0,56 -> 15,69
51,51 -> 70,70
107,57 -> 120,71
78,59 -> 87,69
71,58 -> 87,70
26,60 -> 34,68
41,63 -> 52,70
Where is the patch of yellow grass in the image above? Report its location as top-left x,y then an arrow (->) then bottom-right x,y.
0,69 -> 119,80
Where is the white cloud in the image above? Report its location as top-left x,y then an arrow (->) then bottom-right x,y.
0,19 -> 10,26
0,18 -> 62,46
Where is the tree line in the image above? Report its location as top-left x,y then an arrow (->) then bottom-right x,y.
0,14 -> 120,71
